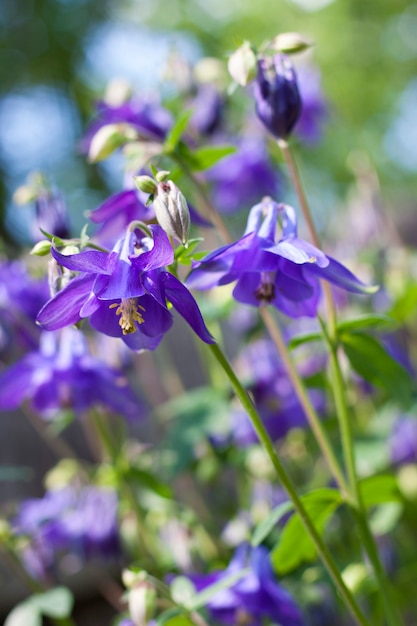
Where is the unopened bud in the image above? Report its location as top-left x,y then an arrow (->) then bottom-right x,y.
155,170 -> 170,183
272,32 -> 313,54
30,240 -> 52,256
153,181 -> 190,244
104,78 -> 133,107
133,175 -> 157,194
13,185 -> 37,206
88,123 -> 137,163
128,582 -> 156,626
228,42 -> 257,86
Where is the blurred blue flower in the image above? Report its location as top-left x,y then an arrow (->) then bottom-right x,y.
189,84 -> 225,136
32,188 -> 71,242
0,327 -> 145,421
83,95 -> 172,151
187,199 -> 376,318
207,137 -> 279,214
189,544 -> 304,626
14,486 -> 120,579
37,225 -> 214,350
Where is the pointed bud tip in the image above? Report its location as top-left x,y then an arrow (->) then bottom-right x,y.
272,32 -> 314,54
228,42 -> 257,86
133,175 -> 157,194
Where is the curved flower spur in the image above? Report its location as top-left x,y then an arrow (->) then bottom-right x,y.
37,223 -> 214,351
187,199 -> 378,318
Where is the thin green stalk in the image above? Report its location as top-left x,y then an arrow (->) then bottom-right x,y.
209,342 -> 370,626
279,139 -> 403,625
260,307 -> 349,498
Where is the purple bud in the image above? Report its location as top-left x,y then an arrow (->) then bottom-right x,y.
254,54 -> 302,140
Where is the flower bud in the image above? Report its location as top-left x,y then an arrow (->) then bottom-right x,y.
88,123 -> 137,163
228,42 -> 257,86
153,181 -> 190,244
30,240 -> 52,256
272,32 -> 313,55
128,582 -> 156,626
254,54 -> 302,140
133,175 -> 157,194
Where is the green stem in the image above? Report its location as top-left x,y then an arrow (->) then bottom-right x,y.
279,139 -> 402,625
260,307 -> 349,497
208,342 -> 370,626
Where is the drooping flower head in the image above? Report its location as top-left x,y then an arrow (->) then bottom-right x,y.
187,199 -> 377,319
0,327 -> 145,421
37,224 -> 214,351
188,543 -> 304,626
254,55 -> 302,140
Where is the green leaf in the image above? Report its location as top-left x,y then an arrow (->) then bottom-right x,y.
125,467 -> 172,498
271,489 -> 342,575
288,332 -> 323,350
164,111 -> 193,153
4,604 -> 41,626
189,145 -> 236,171
29,587 -> 74,619
359,474 -> 401,507
251,501 -> 293,547
340,331 -> 413,402
337,314 -> 397,334
389,283 -> 417,323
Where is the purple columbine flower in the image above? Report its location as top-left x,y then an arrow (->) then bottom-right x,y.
231,338 -> 325,445
0,327 -> 145,421
254,55 -> 302,140
37,225 -> 214,351
189,544 -> 304,626
207,137 -> 279,214
14,486 -> 120,579
187,199 -> 376,318
189,84 -> 224,136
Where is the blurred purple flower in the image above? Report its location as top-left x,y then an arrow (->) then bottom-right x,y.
83,96 -> 172,151
189,544 -> 304,626
207,137 -> 279,214
14,486 -> 120,579
390,417 -> 417,465
231,338 -> 325,445
294,64 -> 327,145
0,327 -> 145,421
187,199 -> 376,318
32,188 -> 71,242
37,225 -> 214,350
254,54 -> 302,140
189,84 -> 224,136
0,260 -> 49,357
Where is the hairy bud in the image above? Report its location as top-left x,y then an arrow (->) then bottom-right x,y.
153,181 -> 190,244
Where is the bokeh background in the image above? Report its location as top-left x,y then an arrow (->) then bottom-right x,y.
1,0 -> 417,247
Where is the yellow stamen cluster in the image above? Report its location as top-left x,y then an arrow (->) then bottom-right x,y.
110,298 -> 145,335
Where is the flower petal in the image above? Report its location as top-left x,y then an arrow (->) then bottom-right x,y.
51,247 -> 111,274
161,273 -> 215,344
131,225 -> 174,271
37,275 -> 94,330
307,255 -> 378,294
